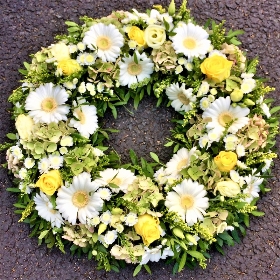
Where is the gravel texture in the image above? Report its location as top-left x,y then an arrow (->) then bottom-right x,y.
1,0 -> 280,279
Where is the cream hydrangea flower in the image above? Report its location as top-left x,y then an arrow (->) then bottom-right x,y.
166,83 -> 196,112
202,96 -> 250,134
56,172 -> 103,224
171,22 -> 211,59
165,179 -> 209,226
83,23 -> 124,62
25,83 -> 69,124
119,51 -> 154,88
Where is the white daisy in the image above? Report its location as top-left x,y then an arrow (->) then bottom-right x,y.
140,245 -> 174,265
262,159 -> 273,172
100,210 -> 112,225
119,51 -> 154,88
166,83 -> 196,112
69,101 -> 98,138
242,173 -> 264,203
202,96 -> 250,134
200,97 -> 211,110
104,230 -> 118,245
199,135 -> 210,149
88,215 -> 100,227
24,157 -> 35,169
83,23 -> 124,62
49,155 -> 64,169
10,146 -> 23,160
77,52 -> 96,66
94,168 -> 136,193
56,172 -> 103,225
18,168 -> 27,179
34,191 -> 64,228
236,144 -> 246,157
171,22 -> 211,59
124,213 -> 138,226
19,182 -> 32,194
165,179 -> 209,226
25,83 -> 70,124
165,147 -> 197,179
96,188 -> 112,201
38,157 -> 51,174
153,167 -> 167,186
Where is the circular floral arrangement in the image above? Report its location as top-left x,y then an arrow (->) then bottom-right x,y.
2,0 -> 279,275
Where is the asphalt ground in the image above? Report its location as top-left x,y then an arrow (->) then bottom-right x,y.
0,0 -> 280,279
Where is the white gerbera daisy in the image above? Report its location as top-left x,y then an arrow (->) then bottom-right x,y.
94,168 -> 136,193
25,83 -> 69,124
34,191 -> 63,228
69,102 -> 98,138
242,172 -> 264,203
83,23 -> 124,62
119,51 -> 154,88
166,83 -> 196,112
202,96 -> 250,134
49,155 -> 64,169
165,147 -> 197,179
56,172 -> 103,225
165,179 -> 209,226
171,22 -> 211,59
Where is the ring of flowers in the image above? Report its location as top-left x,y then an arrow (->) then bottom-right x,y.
3,0 -> 279,275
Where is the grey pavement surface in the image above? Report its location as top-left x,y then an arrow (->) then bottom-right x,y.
0,0 -> 280,279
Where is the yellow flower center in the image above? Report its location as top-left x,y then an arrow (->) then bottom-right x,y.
96,36 -> 111,50
177,92 -> 190,105
127,62 -> 142,76
41,98 -> 57,112
183,37 -> 196,50
110,177 -> 121,186
218,112 -> 234,127
177,158 -> 188,171
72,191 -> 89,208
180,194 -> 194,209
76,109 -> 86,124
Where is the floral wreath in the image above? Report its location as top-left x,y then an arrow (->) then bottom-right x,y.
1,0 -> 279,275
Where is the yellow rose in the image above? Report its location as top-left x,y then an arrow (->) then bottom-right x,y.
134,214 -> 161,245
15,114 -> 35,141
214,180 -> 240,197
57,59 -> 82,76
200,55 -> 233,83
51,42 -> 70,62
36,170 -> 63,195
214,151 -> 237,172
144,25 -> 166,49
128,26 -> 145,46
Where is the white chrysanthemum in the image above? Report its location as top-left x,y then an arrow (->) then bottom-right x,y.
124,213 -> 138,226
119,51 -> 154,88
78,82 -> 86,94
165,179 -> 209,226
83,23 -> 124,62
49,155 -> 64,169
59,147 -> 68,155
260,103 -> 271,118
34,191 -> 63,228
88,214 -> 100,226
171,22 -> 211,59
166,83 -> 196,112
77,42 -> 86,51
94,168 -> 136,193
153,167 -> 167,186
262,159 -> 273,172
241,78 -> 256,93
10,146 -> 23,160
197,81 -> 210,97
86,83 -> 96,96
69,102 -> 98,138
242,173 -> 264,203
56,172 -> 103,225
25,83 -> 69,124
185,62 -> 193,71
18,168 -> 27,179
104,230 -> 118,245
236,144 -> 246,157
165,147 -> 197,179
208,129 -> 223,142
230,170 -> 241,183
24,157 -> 35,169
100,210 -> 112,225
38,157 -> 51,174
175,65 -> 183,74
140,245 -> 174,265
199,135 -> 210,149
237,160 -> 248,169
77,52 -> 96,66
202,96 -> 250,134
96,82 -> 104,93
200,97 -> 210,110
93,148 -> 104,157
19,182 -> 31,194
63,81 -> 76,90
96,188 -> 112,201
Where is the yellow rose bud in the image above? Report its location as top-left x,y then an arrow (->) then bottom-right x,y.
201,55 -> 233,83
36,170 -> 62,195
243,98 -> 255,106
185,234 -> 198,245
230,88 -> 244,102
214,180 -> 240,197
128,26 -> 145,46
144,25 -> 166,49
172,227 -> 185,239
57,59 -> 82,76
168,0 -> 176,15
15,114 -> 35,141
51,42 -> 70,62
134,214 -> 161,246
111,208 -> 123,215
214,151 -> 237,172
